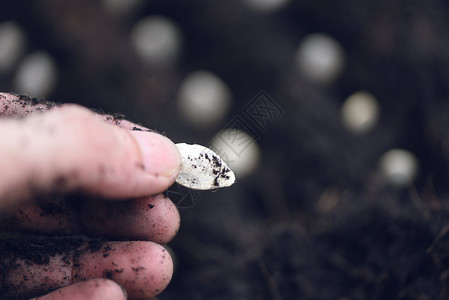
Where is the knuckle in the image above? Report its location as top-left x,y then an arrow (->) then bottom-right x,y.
50,105 -> 105,147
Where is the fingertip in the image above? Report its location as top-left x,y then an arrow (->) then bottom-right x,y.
130,131 -> 182,181
140,242 -> 174,295
76,241 -> 174,298
33,278 -> 127,300
130,194 -> 181,244
80,194 -> 180,243
147,194 -> 181,243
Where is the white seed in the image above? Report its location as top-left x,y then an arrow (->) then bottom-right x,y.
130,16 -> 181,67
175,143 -> 236,190
341,91 -> 380,134
177,70 -> 232,127
295,33 -> 345,84
14,51 -> 58,98
379,149 -> 418,187
0,21 -> 26,73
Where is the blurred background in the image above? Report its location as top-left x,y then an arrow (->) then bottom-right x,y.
2,0 -> 449,299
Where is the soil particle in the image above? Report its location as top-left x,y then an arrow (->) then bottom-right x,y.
132,266 -> 145,272
17,94 -> 58,111
135,161 -> 145,170
62,255 -> 71,265
87,238 -> 107,253
38,202 -> 65,217
104,270 -> 114,279
212,155 -> 222,168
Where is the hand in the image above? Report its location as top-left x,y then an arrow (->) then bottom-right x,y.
0,93 -> 182,299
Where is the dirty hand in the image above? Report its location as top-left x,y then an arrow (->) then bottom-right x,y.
0,93 -> 182,299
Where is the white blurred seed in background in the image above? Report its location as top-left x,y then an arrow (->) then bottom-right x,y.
0,21 -> 26,74
210,129 -> 261,179
130,16 -> 181,67
295,33 -> 345,84
177,70 -> 232,128
379,149 -> 419,187
245,0 -> 290,12
14,51 -> 58,98
341,91 -> 380,134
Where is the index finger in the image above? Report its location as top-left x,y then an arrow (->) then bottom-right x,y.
0,94 -> 181,207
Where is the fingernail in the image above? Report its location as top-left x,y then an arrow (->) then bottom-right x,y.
131,131 -> 181,178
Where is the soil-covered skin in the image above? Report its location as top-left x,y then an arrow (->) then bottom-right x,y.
0,233 -> 108,299
2,0 -> 449,299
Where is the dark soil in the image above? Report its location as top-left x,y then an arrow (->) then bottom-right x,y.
0,233 -> 108,299
2,1 -> 449,299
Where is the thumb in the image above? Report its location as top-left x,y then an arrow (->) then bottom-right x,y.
0,104 -> 181,206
